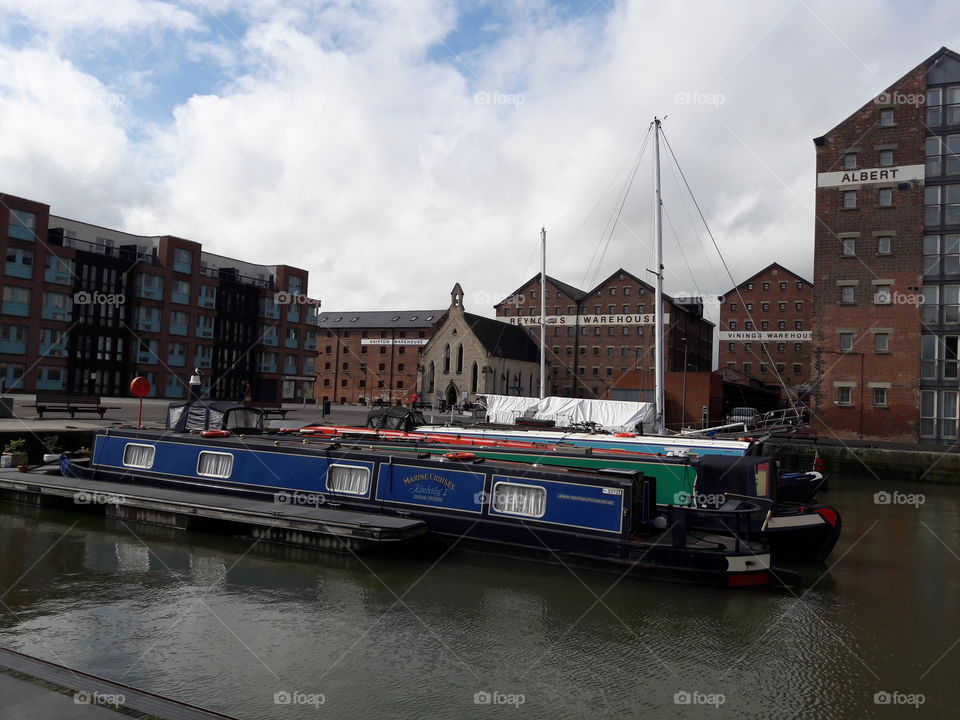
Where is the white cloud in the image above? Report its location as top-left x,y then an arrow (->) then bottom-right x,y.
0,0 -> 201,40
1,0 -> 960,329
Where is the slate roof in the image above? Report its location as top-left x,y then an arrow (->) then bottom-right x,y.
317,310 -> 446,329
464,312 -> 540,362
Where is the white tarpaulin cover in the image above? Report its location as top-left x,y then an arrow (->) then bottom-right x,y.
480,395 -> 655,432
480,394 -> 541,425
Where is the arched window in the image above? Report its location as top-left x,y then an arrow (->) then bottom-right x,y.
443,344 -> 450,374
471,362 -> 478,393
456,344 -> 464,373
428,361 -> 435,393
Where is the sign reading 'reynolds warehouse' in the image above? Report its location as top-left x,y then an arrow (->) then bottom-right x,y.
719,331 -> 812,342
816,164 -> 925,189
360,338 -> 429,346
507,314 -> 666,327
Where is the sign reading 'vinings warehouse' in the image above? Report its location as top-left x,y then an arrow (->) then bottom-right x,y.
816,164 -> 925,189
507,314 -> 666,327
719,331 -> 812,342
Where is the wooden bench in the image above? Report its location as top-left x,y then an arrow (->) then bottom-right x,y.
248,400 -> 290,419
27,391 -> 121,419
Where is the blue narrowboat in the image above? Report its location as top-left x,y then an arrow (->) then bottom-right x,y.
62,423 -> 774,588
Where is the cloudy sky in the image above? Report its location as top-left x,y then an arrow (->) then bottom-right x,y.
0,0 -> 957,323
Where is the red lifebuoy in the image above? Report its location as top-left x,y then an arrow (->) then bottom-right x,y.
443,451 -> 476,461
200,430 -> 231,438
614,432 -> 635,437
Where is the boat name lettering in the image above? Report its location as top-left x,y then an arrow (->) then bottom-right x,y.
404,473 -> 456,490
556,493 -> 615,505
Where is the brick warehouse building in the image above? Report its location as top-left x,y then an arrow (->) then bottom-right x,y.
494,269 -> 713,400
0,192 -> 320,401
812,47 -> 960,443
718,262 -> 814,399
315,309 -> 446,404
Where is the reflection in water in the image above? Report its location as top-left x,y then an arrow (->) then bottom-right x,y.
0,475 -> 957,719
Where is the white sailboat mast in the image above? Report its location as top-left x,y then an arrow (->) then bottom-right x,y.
653,118 -> 665,432
540,226 -> 547,400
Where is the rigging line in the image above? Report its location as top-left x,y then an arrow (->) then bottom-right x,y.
584,127 -> 652,291
563,125 -> 654,276
660,128 -> 795,403
662,204 -> 702,301
580,123 -> 653,290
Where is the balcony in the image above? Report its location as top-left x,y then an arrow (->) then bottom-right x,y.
195,356 -> 212,369
174,259 -> 192,274
172,291 -> 191,304
261,333 -> 279,347
0,339 -> 26,354
41,306 -> 71,321
196,326 -> 214,339
167,353 -> 186,367
137,285 -> 163,300
303,363 -> 316,376
258,361 -> 278,373
285,336 -> 299,349
136,350 -> 158,364
44,267 -> 73,285
304,337 -> 317,351
8,223 -> 34,242
170,322 -> 188,336
6,262 -> 33,280
283,360 -> 297,375
135,318 -> 161,333
40,341 -> 67,358
2,301 -> 30,317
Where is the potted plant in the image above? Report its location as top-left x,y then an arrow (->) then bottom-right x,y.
2,438 -> 27,468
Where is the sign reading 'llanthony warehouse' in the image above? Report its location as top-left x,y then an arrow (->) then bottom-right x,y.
816,164 -> 925,189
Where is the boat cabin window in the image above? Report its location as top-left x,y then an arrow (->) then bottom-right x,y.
492,482 -> 546,518
122,443 -> 155,469
327,464 -> 370,495
197,451 -> 234,479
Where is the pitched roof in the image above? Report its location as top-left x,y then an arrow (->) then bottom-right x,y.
497,273 -> 588,305
464,312 -> 540,362
721,262 -> 812,296
317,310 -> 446,329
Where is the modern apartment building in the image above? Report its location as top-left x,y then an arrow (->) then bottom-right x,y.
0,192 -> 320,401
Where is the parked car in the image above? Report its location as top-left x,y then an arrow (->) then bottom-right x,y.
726,407 -> 760,427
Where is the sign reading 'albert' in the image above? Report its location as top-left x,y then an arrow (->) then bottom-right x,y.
816,164 -> 925,189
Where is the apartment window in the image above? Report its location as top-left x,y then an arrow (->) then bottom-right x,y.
174,248 -> 192,273
879,149 -> 894,167
879,108 -> 894,126
839,333 -> 854,352
841,238 -> 856,256
2,286 -> 31,316
840,286 -> 855,303
5,248 -> 33,279
873,388 -> 888,407
837,387 -> 853,405
8,210 -> 37,241
875,333 -> 889,353
877,236 -> 891,255
842,191 -> 857,209
172,279 -> 191,304
878,188 -> 893,207
843,153 -> 857,169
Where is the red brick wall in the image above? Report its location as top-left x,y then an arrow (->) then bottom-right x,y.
811,63 -> 927,441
